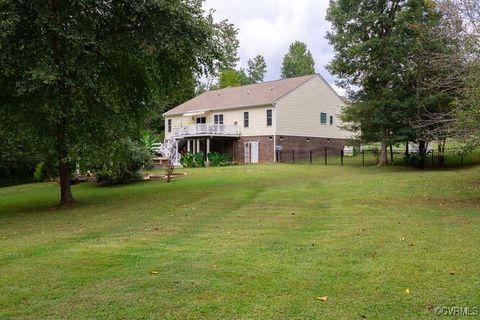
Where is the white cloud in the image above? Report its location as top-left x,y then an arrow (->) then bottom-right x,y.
203,0 -> 346,96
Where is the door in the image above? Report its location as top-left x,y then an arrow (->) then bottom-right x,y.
244,142 -> 251,164
250,141 -> 259,163
244,141 -> 259,164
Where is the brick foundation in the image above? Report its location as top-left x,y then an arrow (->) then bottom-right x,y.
276,135 -> 350,152
233,136 -> 275,164
233,135 -> 351,164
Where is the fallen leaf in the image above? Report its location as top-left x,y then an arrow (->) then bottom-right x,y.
449,271 -> 455,275
317,296 -> 328,302
405,288 -> 411,295
150,271 -> 158,274
212,265 -> 218,269
400,238 -> 406,241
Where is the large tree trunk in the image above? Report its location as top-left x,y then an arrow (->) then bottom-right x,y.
59,158 -> 74,206
378,139 -> 388,166
418,140 -> 427,169
57,119 -> 75,206
51,0 -> 74,206
389,144 -> 394,163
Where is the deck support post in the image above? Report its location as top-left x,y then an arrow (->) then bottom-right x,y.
206,138 -> 210,164
187,139 -> 191,153
196,139 -> 200,155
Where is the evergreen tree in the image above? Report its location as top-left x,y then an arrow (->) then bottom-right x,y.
281,41 -> 315,78
247,55 -> 267,83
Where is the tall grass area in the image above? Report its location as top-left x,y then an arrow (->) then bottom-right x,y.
1,165 -> 479,319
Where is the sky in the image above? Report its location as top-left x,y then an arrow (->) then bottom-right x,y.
202,0 -> 345,95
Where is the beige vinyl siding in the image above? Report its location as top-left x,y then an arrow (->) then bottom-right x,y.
164,115 -> 194,139
275,75 -> 351,139
164,105 -> 274,138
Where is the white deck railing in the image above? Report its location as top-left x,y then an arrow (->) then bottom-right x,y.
172,124 -> 240,138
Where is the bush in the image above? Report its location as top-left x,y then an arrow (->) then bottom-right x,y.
180,152 -> 205,168
207,152 -> 230,166
194,152 -> 205,167
92,139 -> 153,184
403,153 -> 426,168
180,153 -> 195,168
34,162 -> 47,182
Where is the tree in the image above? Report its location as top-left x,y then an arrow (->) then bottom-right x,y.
215,54 -> 267,89
410,0 -> 479,162
281,41 -> 315,78
423,0 -> 480,149
326,0 -> 442,165
0,0 -> 234,205
217,69 -> 248,88
247,55 -> 267,83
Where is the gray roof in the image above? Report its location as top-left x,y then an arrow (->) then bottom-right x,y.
164,74 -> 317,116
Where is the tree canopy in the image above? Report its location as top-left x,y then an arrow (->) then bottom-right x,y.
215,54 -> 267,89
247,55 -> 267,83
281,41 -> 315,78
326,0 -> 444,165
0,0 -> 236,205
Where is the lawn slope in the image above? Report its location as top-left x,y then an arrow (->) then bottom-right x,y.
1,165 -> 479,319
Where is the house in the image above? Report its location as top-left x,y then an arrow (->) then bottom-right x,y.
163,74 -> 351,164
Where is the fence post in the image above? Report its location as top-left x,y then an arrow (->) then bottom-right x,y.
292,150 -> 295,163
341,149 -> 344,165
362,150 -> 365,166
324,147 -> 327,165
309,150 -> 313,164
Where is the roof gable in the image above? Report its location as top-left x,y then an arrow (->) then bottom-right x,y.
164,74 -> 317,116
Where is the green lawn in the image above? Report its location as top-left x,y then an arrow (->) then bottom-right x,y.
1,165 -> 479,319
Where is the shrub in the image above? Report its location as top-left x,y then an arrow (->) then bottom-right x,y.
207,152 -> 230,166
180,153 -> 195,168
92,139 -> 153,184
403,153 -> 426,168
33,162 -> 47,182
180,152 -> 206,168
194,152 -> 205,167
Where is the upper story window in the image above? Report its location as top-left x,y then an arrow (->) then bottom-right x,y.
214,114 -> 224,125
320,112 -> 327,124
330,115 -> 334,125
167,119 -> 172,133
196,117 -> 206,124
266,109 -> 272,127
244,112 -> 249,128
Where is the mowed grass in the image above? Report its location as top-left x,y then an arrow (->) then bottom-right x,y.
1,165 -> 480,319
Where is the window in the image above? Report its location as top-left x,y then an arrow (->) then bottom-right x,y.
266,109 -> 272,126
320,112 -> 327,124
214,114 -> 224,125
244,112 -> 249,128
196,117 -> 206,124
167,119 -> 172,133
330,115 -> 334,125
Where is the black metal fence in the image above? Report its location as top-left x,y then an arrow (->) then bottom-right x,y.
277,147 -> 480,168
